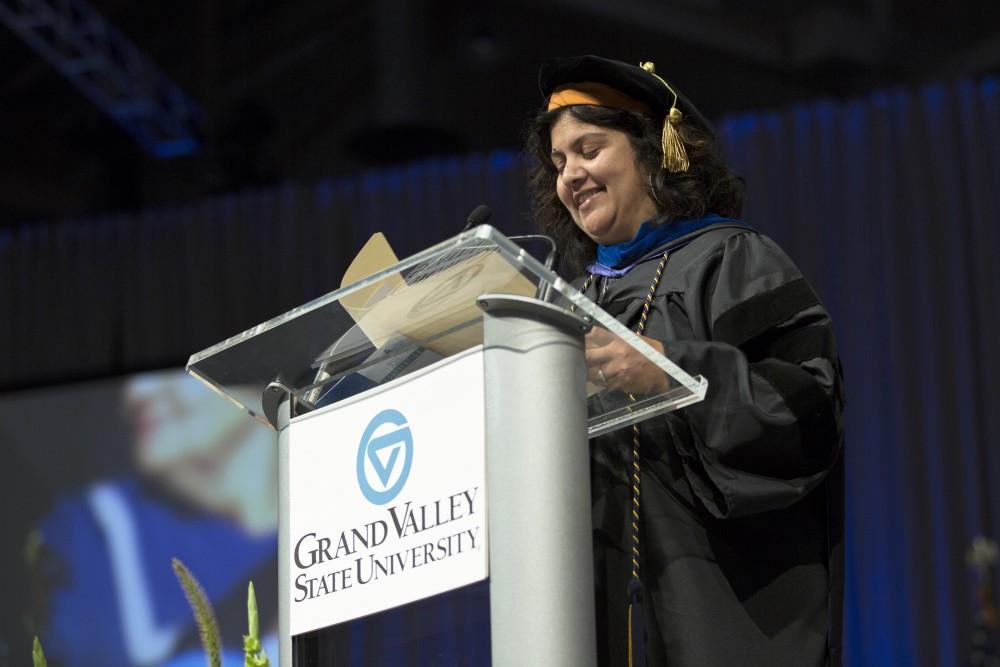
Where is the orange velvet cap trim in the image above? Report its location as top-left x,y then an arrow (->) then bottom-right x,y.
546,82 -> 652,115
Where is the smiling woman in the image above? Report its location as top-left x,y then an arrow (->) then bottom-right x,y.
525,60 -> 743,278
524,55 -> 845,667
548,115 -> 658,245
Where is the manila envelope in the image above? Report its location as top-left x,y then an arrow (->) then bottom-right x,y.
340,233 -> 536,356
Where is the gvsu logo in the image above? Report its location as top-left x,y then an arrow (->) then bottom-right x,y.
357,409 -> 413,505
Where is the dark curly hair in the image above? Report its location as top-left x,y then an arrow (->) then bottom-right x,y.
524,105 -> 744,277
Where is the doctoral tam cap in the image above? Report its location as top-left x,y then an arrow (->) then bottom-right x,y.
539,55 -> 712,173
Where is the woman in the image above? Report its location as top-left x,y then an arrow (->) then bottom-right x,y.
526,55 -> 844,666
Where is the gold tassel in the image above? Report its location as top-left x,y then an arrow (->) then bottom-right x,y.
662,107 -> 689,173
640,61 -> 690,173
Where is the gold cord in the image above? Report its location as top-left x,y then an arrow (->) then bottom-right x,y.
624,253 -> 671,667
639,61 -> 689,174
578,252 -> 671,666
628,252 -> 668,583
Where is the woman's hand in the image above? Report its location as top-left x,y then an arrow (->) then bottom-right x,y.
584,327 -> 669,395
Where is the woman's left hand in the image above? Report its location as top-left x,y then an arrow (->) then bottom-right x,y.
584,328 -> 669,395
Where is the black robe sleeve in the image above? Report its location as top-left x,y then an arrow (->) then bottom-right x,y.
659,231 -> 844,519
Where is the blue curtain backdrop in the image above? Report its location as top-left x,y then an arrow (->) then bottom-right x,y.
719,76 -> 1000,667
3,76 -> 1000,665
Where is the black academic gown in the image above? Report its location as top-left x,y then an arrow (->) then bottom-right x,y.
581,222 -> 844,667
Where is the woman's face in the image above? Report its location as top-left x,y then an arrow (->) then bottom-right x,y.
549,112 -> 658,246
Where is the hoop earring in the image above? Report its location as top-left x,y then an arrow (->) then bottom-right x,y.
648,171 -> 665,208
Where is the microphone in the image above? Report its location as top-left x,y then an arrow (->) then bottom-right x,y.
505,234 -> 558,302
462,204 -> 493,232
506,234 -> 558,274
461,204 -> 559,301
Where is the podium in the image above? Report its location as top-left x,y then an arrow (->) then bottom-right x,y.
187,225 -> 707,666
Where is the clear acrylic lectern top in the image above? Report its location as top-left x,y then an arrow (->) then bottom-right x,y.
187,225 -> 706,437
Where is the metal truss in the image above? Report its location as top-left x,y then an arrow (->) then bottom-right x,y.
0,0 -> 202,157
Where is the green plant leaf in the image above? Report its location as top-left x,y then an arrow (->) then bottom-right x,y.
244,581 -> 269,667
32,636 -> 48,667
248,581 -> 259,640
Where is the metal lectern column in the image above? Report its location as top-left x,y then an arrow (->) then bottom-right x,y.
479,294 -> 597,667
271,390 -> 292,667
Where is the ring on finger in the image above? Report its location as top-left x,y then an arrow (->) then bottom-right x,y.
598,368 -> 607,384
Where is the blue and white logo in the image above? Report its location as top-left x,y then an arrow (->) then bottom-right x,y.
356,409 -> 413,505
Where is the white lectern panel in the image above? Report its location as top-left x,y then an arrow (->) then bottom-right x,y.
287,347 -> 487,635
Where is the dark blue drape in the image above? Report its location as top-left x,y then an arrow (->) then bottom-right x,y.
3,76 -> 999,666
0,152 -> 533,390
720,76 -> 1000,667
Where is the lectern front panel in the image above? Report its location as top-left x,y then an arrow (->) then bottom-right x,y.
287,349 -> 489,643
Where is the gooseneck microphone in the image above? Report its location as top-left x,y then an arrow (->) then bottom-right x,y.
505,234 -> 558,274
461,203 -> 560,301
507,235 -> 557,302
